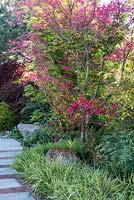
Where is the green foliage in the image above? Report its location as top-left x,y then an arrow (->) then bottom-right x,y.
83,126 -> 104,163
0,101 -> 15,131
44,139 -> 85,159
22,138 -> 84,160
22,128 -> 56,148
13,148 -> 130,200
97,130 -> 134,179
0,1 -> 27,63
107,63 -> 134,128
21,84 -> 51,124
10,127 -> 23,140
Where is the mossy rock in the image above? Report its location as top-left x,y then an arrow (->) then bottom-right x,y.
0,102 -> 15,131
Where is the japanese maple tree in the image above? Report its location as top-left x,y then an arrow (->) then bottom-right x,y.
14,0 -> 134,141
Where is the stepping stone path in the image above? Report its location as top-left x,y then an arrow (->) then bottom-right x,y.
0,139 -> 35,200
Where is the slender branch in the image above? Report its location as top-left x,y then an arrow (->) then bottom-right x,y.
94,59 -> 105,98
118,30 -> 133,86
84,41 -> 90,86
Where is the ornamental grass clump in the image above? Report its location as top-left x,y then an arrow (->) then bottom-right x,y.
13,147 -> 128,200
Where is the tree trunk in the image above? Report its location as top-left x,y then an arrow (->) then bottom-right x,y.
81,114 -> 89,142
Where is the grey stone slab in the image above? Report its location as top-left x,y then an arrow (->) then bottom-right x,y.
0,139 -> 23,152
0,178 -> 22,189
0,192 -> 35,200
0,159 -> 13,166
0,151 -> 22,158
18,123 -> 40,137
0,168 -> 17,175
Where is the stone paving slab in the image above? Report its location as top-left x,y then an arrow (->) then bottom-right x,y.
0,159 -> 13,166
0,138 -> 35,200
0,151 -> 22,158
0,192 -> 35,200
0,178 -> 22,189
0,168 -> 17,176
0,139 -> 23,152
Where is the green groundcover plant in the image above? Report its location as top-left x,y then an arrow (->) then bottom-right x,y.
97,130 -> 134,179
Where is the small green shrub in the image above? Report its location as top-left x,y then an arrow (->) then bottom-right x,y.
97,130 -> 134,179
22,128 -> 56,148
10,127 -> 23,140
0,102 -> 15,131
21,84 -> 51,124
13,148 -> 129,200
